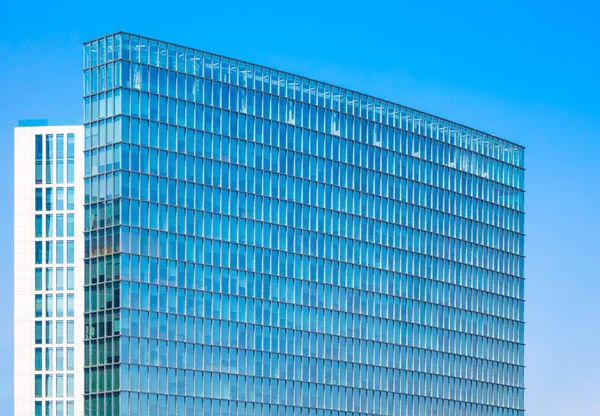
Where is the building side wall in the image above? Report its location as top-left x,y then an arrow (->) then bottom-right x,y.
14,126 -> 84,416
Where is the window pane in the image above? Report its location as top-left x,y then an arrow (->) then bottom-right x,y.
56,268 -> 64,290
67,268 -> 74,290
35,375 -> 42,397
67,188 -> 75,210
45,241 -> 53,264
66,321 -> 74,343
35,268 -> 43,291
67,241 -> 74,264
46,215 -> 53,237
56,187 -> 64,210
35,215 -> 43,237
35,348 -> 43,370
56,214 -> 64,237
56,347 -> 64,371
67,347 -> 74,370
45,348 -> 53,370
67,295 -> 74,318
45,188 -> 53,211
67,214 -> 75,236
35,189 -> 43,211
45,295 -> 53,317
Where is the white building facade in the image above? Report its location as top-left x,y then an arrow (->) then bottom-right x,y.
14,124 -> 84,416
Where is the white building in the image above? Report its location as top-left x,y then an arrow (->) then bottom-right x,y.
14,123 -> 84,416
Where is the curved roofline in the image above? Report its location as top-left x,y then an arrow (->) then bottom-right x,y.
84,31 -> 526,154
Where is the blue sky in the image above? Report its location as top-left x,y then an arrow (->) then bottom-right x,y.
1,1 -> 599,414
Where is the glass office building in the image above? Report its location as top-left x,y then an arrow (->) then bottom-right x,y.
83,33 -> 525,416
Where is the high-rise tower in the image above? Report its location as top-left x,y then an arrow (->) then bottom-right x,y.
14,122 -> 85,416
81,32 -> 525,416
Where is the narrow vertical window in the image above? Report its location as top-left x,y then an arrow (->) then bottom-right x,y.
35,242 -> 43,264
46,268 -> 53,290
35,268 -> 43,291
34,375 -> 42,397
56,268 -> 64,290
67,295 -> 74,318
35,134 -> 43,184
56,214 -> 64,237
66,320 -> 74,343
45,294 -> 54,317
46,241 -> 53,264
45,188 -> 53,211
67,268 -> 74,290
46,215 -> 53,237
67,347 -> 74,370
35,295 -> 42,317
56,133 -> 64,184
56,187 -> 64,210
46,134 -> 53,184
35,215 -> 43,237
56,241 -> 64,264
56,347 -> 64,370
45,348 -> 53,370
35,189 -> 43,211
67,214 -> 75,237
67,187 -> 75,210
34,348 -> 43,370
67,134 -> 75,184
67,241 -> 74,264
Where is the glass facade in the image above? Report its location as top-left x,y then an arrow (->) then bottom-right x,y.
33,132 -> 78,416
83,32 -> 525,416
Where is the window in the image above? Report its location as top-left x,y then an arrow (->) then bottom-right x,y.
35,375 -> 42,397
35,215 -> 43,237
35,242 -> 43,264
67,214 -> 74,236
67,241 -> 74,264
56,347 -> 64,371
66,321 -> 74,343
35,348 -> 43,371
45,348 -> 53,370
67,268 -> 74,290
57,133 -> 64,184
35,322 -> 42,344
35,295 -> 42,317
46,215 -> 53,237
56,187 -> 64,210
67,133 -> 75,184
67,188 -> 74,210
35,134 -> 43,184
45,241 -> 53,264
35,268 -> 42,291
35,188 -> 43,211
45,295 -> 53,317
46,188 -> 53,210
46,134 -> 53,184
56,268 -> 64,290
56,294 -> 64,317
56,214 -> 64,237
67,295 -> 74,317
45,374 -> 53,397
56,374 -> 64,397
56,320 -> 64,343
46,268 -> 53,290
66,347 -> 74,370
56,241 -> 64,264
66,375 -> 74,397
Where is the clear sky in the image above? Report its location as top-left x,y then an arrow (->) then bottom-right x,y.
1,1 -> 599,414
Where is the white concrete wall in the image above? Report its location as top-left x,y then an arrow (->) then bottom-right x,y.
14,125 -> 84,416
